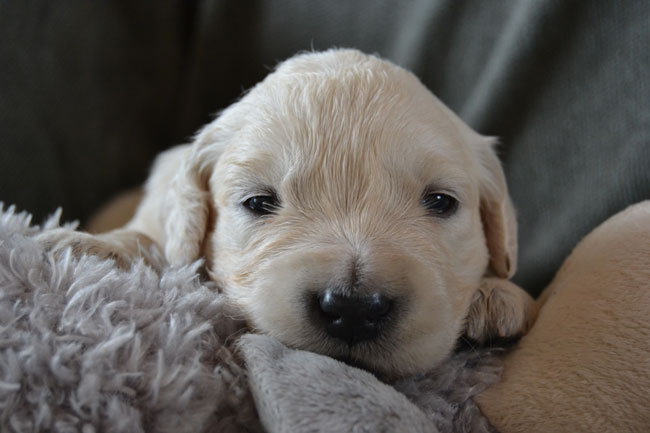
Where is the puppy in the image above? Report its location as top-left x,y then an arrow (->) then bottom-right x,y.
476,201 -> 650,432
40,49 -> 535,376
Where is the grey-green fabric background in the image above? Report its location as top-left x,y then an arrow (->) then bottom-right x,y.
1,1 -> 648,296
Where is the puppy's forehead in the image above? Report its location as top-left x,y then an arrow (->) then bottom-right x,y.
219,52 -> 480,195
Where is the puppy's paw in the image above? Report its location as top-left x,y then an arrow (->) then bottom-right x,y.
34,228 -> 163,270
464,278 -> 537,344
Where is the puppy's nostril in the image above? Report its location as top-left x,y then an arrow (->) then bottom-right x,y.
365,293 -> 391,320
316,290 -> 393,345
318,291 -> 346,319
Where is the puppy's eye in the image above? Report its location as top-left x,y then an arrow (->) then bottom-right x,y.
243,194 -> 280,216
422,192 -> 458,217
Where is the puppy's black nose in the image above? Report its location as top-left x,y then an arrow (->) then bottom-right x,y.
317,290 -> 393,345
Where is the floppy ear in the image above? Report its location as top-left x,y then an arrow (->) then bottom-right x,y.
163,125 -> 225,265
475,137 -> 518,279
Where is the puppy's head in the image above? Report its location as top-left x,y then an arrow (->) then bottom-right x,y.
164,49 -> 516,376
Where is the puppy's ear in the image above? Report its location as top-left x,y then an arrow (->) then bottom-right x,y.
474,137 -> 517,279
163,125 -> 225,265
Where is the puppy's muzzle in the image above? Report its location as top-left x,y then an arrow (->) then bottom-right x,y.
314,290 -> 394,345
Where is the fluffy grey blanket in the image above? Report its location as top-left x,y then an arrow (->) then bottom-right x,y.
0,204 -> 502,433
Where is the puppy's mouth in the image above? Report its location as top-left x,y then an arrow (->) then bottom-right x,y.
334,354 -> 365,368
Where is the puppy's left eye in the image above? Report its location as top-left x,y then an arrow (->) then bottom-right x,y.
243,194 -> 280,216
422,192 -> 458,217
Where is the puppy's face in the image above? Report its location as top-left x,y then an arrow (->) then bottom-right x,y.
168,50 -> 515,376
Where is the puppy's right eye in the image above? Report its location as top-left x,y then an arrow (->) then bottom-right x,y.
243,194 -> 279,216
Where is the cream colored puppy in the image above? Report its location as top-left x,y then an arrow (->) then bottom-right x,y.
477,201 -> 650,432
40,49 -> 535,376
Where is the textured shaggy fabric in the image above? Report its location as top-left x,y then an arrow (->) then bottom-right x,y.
0,204 -> 502,433
0,205 -> 261,433
240,335 -> 502,433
